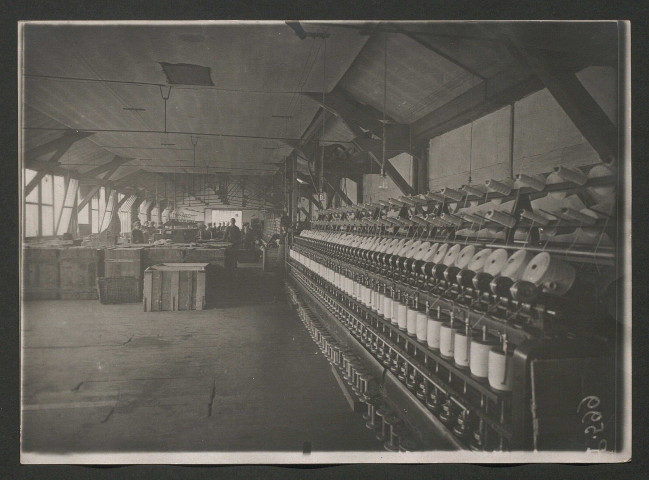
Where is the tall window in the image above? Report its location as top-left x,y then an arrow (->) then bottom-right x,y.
90,187 -> 107,234
117,194 -> 137,235
24,169 -> 39,237
24,169 -> 76,238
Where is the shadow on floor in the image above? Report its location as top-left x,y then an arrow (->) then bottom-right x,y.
205,265 -> 286,308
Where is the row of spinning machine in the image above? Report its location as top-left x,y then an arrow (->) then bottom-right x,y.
288,160 -> 620,451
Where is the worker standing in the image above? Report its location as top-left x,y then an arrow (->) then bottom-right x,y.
131,221 -> 145,244
224,218 -> 241,269
198,223 -> 212,241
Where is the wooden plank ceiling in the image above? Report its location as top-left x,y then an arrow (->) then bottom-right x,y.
22,21 -> 619,201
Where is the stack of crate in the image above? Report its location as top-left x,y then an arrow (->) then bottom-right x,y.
101,247 -> 145,303
23,247 -> 60,300
59,247 -> 103,300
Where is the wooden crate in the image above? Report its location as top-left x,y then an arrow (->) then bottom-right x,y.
144,247 -> 185,267
23,248 -> 60,300
59,247 -> 103,300
143,263 -> 213,312
105,247 -> 144,278
183,247 -> 228,265
104,247 -> 145,300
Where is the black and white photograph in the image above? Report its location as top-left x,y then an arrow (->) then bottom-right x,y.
18,20 -> 631,464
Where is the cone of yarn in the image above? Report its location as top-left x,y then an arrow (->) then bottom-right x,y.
521,252 -> 576,295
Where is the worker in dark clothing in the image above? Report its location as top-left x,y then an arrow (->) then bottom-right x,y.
224,218 -> 241,269
198,223 -> 212,240
242,223 -> 255,250
209,222 -> 218,239
131,221 -> 145,244
224,218 -> 241,245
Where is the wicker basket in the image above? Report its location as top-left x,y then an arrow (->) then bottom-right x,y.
96,276 -> 141,304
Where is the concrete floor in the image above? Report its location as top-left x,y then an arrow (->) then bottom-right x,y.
21,267 -> 382,453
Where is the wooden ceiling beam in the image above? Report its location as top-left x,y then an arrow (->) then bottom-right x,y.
500,30 -> 618,161
82,156 -> 131,179
24,136 -> 89,196
24,130 -> 94,167
303,87 -> 398,137
325,176 -> 354,206
389,23 -> 486,81
410,66 -> 542,145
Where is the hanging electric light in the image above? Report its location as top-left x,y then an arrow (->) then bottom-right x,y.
378,34 -> 389,190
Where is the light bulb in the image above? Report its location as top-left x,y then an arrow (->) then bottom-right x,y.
378,174 -> 389,190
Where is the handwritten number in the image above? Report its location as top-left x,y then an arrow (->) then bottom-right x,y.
582,411 -> 602,423
577,395 -> 600,412
584,423 -> 604,436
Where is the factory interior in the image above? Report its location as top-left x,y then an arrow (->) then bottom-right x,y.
20,21 -> 629,460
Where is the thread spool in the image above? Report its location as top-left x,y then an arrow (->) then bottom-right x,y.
472,272 -> 494,292
515,173 -> 546,191
443,244 -> 462,266
383,296 -> 393,321
486,209 -> 516,228
407,307 -> 418,336
560,208 -> 598,225
553,165 -> 587,186
391,296 -> 400,325
483,249 -> 509,277
463,184 -> 487,197
488,347 -> 514,392
416,312 -> 428,342
454,245 -> 476,270
397,240 -> 416,256
500,249 -> 533,281
510,280 -> 540,303
485,178 -> 514,196
364,287 -> 374,308
489,275 -> 514,297
371,289 -> 379,312
457,269 -> 477,288
470,332 -> 498,380
377,292 -> 385,315
421,243 -> 440,263
467,248 -> 493,273
519,209 -> 550,226
427,315 -> 444,350
587,163 -> 616,202
413,241 -> 432,260
432,243 -> 449,264
441,186 -> 465,201
397,303 -> 408,330
439,321 -> 461,359
453,329 -> 473,368
522,252 -> 576,296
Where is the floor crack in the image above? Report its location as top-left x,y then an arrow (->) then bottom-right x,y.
100,406 -> 115,423
122,335 -> 134,346
207,377 -> 216,417
70,380 -> 84,392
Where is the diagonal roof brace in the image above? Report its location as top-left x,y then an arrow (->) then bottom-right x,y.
499,29 -> 618,161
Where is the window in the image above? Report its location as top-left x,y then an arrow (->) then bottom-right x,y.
118,195 -> 137,235
56,178 -> 78,236
24,169 -> 72,238
91,195 -> 99,233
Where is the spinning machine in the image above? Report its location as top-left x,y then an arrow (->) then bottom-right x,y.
287,160 -> 620,452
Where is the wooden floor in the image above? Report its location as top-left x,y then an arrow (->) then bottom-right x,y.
21,267 -> 382,453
